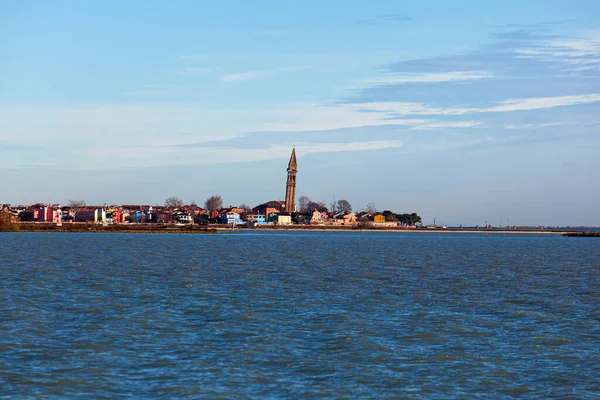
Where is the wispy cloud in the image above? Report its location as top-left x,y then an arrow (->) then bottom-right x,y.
293,140 -> 401,155
220,66 -> 308,82
509,29 -> 600,72
504,122 -> 564,129
409,121 -> 481,130
484,94 -> 600,112
423,135 -> 522,151
364,71 -> 495,85
347,94 -> 600,116
77,140 -> 403,168
255,102 -> 426,132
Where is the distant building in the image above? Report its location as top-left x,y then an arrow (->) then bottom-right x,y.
366,214 -> 397,227
220,212 -> 243,225
310,210 -> 325,225
28,204 -> 61,223
253,200 -> 285,217
241,212 -> 267,225
269,212 -> 292,225
175,212 -> 193,224
373,214 -> 386,224
334,213 -> 357,226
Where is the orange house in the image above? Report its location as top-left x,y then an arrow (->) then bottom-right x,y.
373,214 -> 386,223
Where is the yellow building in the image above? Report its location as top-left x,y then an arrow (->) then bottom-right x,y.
373,214 -> 386,223
276,214 -> 292,225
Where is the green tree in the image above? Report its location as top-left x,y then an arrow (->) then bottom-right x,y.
410,213 -> 422,225
396,213 -> 422,226
382,210 -> 397,222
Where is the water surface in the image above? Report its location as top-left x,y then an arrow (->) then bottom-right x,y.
1,231 -> 599,398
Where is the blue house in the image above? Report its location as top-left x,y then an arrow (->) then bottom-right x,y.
241,213 -> 267,226
219,212 -> 243,225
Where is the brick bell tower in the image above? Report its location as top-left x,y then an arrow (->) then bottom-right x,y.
284,147 -> 297,213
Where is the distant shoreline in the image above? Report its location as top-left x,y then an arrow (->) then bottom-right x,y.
12,223 -> 218,234
219,227 -> 565,234
6,222 -> 573,235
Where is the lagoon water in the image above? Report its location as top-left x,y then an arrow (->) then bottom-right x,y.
1,231 -> 599,398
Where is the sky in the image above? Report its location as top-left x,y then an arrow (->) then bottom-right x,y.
1,0 -> 599,226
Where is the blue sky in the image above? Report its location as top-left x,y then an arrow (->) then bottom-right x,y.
1,0 -> 599,226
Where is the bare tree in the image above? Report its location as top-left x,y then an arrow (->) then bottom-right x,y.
238,203 -> 250,211
298,196 -> 311,212
337,199 -> 352,213
358,215 -> 371,228
188,201 -> 199,225
307,201 -> 327,212
67,200 -> 86,221
165,196 -> 184,208
362,202 -> 378,214
204,194 -> 223,211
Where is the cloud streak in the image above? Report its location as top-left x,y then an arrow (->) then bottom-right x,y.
220,66 -> 309,82
76,140 -> 402,169
504,122 -> 564,129
347,93 -> 600,117
409,121 -> 481,130
364,71 -> 495,85
220,71 -> 266,82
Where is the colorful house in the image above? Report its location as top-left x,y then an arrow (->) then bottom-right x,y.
373,214 -> 386,224
30,204 -> 61,223
269,212 -> 292,225
334,213 -> 357,226
253,201 -> 285,218
310,210 -> 325,225
241,213 -> 267,225
220,212 -> 243,225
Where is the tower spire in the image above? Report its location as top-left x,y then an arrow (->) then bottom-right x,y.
284,147 -> 297,213
288,147 -> 297,171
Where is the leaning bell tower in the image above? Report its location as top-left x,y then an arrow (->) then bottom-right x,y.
284,148 -> 297,213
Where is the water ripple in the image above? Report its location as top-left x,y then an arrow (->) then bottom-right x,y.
1,231 -> 599,398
